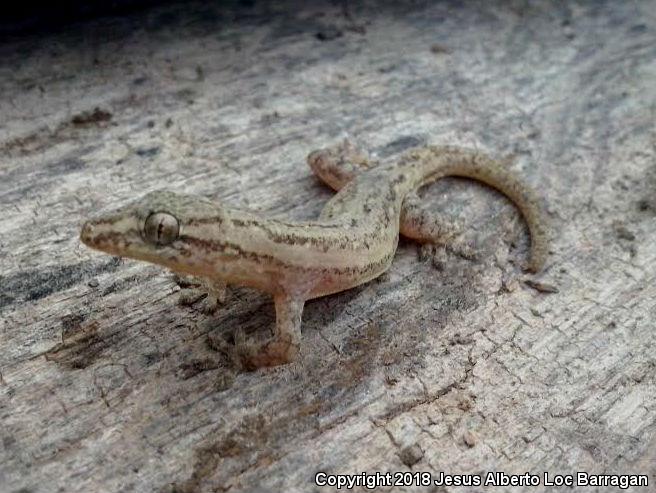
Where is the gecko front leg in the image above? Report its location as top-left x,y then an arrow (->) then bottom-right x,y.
238,293 -> 305,370
176,275 -> 228,314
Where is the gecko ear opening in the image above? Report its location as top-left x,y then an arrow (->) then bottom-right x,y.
144,212 -> 179,246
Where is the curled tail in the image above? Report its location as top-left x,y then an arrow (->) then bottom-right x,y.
401,146 -> 549,273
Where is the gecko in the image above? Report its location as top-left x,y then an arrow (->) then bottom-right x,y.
80,140 -> 548,369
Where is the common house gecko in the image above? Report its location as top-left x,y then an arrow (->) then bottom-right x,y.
80,140 -> 548,369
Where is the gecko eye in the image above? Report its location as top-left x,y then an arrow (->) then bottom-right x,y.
144,212 -> 179,246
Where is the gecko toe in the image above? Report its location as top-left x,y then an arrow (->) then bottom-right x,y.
237,338 -> 300,370
178,288 -> 206,306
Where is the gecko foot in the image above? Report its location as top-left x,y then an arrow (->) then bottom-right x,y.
419,240 -> 476,270
235,330 -> 300,370
174,274 -> 228,314
307,138 -> 375,191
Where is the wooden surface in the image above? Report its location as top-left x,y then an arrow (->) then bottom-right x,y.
2,1 -> 656,492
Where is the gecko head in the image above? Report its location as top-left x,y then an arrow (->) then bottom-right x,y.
80,190 -> 228,275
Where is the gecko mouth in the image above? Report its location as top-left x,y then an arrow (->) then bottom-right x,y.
80,221 -> 121,253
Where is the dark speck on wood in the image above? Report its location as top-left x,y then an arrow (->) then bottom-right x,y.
316,26 -> 343,41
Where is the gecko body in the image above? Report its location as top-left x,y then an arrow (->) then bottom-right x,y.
80,141 -> 548,368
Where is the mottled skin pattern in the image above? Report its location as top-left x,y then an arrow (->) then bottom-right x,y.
80,141 -> 548,369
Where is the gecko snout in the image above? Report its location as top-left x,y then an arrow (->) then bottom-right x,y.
306,149 -> 326,170
80,221 -> 97,247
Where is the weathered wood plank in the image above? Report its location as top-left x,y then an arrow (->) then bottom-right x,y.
1,1 -> 655,492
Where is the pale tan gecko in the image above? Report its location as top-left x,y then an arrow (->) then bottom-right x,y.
80,140 -> 548,369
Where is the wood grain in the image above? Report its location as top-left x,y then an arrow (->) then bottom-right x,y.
1,1 -> 655,492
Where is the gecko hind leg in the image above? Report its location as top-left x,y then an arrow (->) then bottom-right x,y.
400,192 -> 463,244
175,274 -> 228,314
237,293 -> 304,370
400,192 -> 476,265
307,138 -> 375,191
